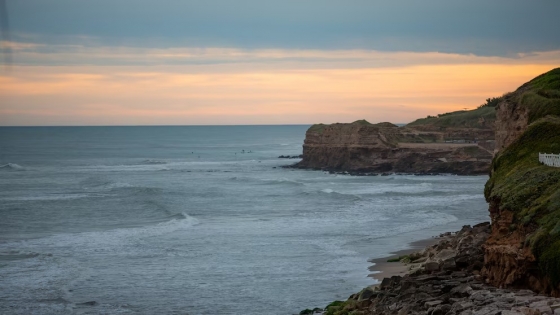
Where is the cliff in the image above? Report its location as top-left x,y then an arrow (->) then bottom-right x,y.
304,224 -> 560,315
294,116 -> 494,175
482,68 -> 560,296
298,68 -> 560,315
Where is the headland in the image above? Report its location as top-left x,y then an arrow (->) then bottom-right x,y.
298,68 -> 560,315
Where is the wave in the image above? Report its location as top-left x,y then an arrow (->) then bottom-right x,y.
1,193 -> 94,202
318,183 -> 434,196
303,188 -> 362,201
229,176 -> 306,187
0,163 -> 24,171
80,178 -> 162,195
260,177 -> 305,186
0,213 -> 200,256
0,250 -> 46,261
139,159 -> 167,165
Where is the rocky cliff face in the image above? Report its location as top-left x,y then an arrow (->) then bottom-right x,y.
482,68 -> 560,297
294,121 -> 493,175
494,92 -> 529,153
315,223 -> 560,315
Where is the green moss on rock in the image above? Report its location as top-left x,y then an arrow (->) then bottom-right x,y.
485,116 -> 560,285
324,299 -> 359,315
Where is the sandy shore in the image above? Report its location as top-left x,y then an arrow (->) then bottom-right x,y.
367,237 -> 441,283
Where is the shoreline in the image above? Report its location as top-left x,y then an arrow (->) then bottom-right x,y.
367,237 -> 441,283
282,163 -> 489,176
313,222 -> 560,315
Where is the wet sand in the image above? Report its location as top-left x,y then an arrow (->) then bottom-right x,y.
368,237 -> 441,283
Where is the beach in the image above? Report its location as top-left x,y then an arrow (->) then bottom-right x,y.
368,238 -> 441,283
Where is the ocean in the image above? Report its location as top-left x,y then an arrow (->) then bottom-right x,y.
0,125 -> 490,315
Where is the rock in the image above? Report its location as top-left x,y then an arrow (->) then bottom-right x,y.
357,299 -> 371,308
358,287 -> 375,301
425,300 -> 443,308
451,284 -> 474,297
529,300 -> 553,314
292,120 -> 493,175
432,304 -> 452,315
473,306 -> 501,315
425,262 -> 440,272
441,258 -> 457,271
303,220 -> 560,315
511,307 -> 542,315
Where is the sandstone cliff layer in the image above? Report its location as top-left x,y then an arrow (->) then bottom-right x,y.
294,120 -> 494,175
482,68 -> 560,296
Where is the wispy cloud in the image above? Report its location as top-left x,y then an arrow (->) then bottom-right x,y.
5,40 -> 560,68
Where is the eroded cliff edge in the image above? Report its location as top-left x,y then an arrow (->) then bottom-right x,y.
482,68 -> 560,296
293,111 -> 495,175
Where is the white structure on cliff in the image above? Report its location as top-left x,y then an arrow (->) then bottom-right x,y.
539,153 -> 560,167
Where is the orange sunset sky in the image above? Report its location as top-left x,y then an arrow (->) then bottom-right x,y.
1,1 -> 559,126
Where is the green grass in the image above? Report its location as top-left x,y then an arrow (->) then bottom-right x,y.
526,67 -> 560,91
324,300 -> 359,315
351,119 -> 372,125
373,122 -> 398,128
307,120 -> 397,135
308,123 -> 327,134
407,106 -> 495,129
519,91 -> 560,124
485,116 -> 560,285
485,68 -> 560,287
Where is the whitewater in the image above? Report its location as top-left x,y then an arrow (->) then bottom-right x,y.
0,125 -> 490,314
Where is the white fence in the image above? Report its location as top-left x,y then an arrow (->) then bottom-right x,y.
539,153 -> 560,167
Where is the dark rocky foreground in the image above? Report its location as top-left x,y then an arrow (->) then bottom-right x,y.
300,223 -> 560,315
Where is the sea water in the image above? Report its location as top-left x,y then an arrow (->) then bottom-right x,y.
0,126 -> 490,314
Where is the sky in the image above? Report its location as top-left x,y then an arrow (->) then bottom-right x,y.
1,0 -> 559,126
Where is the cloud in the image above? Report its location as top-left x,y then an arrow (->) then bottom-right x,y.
5,0 -> 560,56
4,40 -> 560,67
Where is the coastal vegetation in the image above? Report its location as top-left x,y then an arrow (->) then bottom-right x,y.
298,67 -> 560,314
386,255 -> 410,263
406,105 -> 496,129
307,120 -> 397,135
485,68 -> 560,287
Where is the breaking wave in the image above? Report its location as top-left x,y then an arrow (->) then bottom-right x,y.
0,163 -> 24,171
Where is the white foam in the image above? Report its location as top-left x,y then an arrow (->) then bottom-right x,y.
0,163 -> 24,170
1,193 -> 93,201
140,159 -> 167,165
260,177 -> 305,186
0,213 -> 200,256
103,182 -> 134,189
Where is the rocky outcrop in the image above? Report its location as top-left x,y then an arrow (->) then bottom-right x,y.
314,224 -> 560,315
293,120 -> 493,175
494,95 -> 529,153
482,68 -> 560,296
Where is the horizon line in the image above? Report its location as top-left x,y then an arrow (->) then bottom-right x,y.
0,122 -> 409,128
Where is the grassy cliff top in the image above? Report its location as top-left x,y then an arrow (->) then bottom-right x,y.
509,67 -> 560,123
522,67 -> 560,91
406,106 -> 495,129
307,120 -> 397,134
